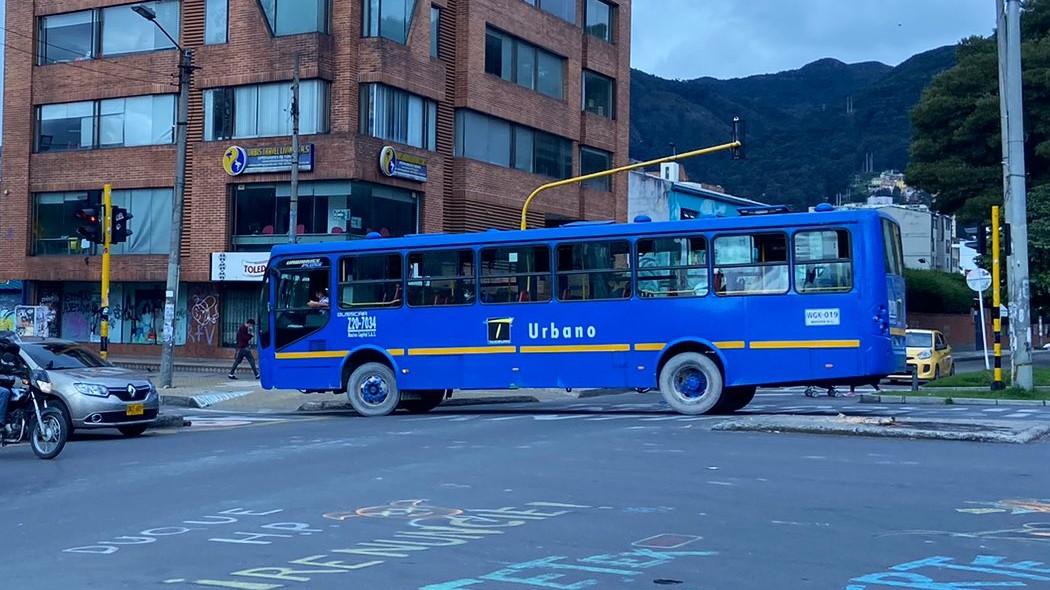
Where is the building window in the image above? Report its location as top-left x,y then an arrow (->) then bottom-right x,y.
795,230 -> 853,294
485,28 -> 565,100
259,0 -> 330,36
38,10 -> 98,64
585,0 -> 613,42
583,70 -> 614,118
637,236 -> 708,298
206,0 -> 229,44
556,241 -> 631,301
480,246 -> 552,304
36,95 -> 176,152
36,101 -> 94,152
33,189 -> 172,255
363,0 -> 418,44
430,6 -> 441,57
101,0 -> 180,56
231,181 -> 418,252
359,84 -> 437,150
524,0 -> 576,24
580,146 -> 612,191
408,250 -> 475,307
713,233 -> 789,296
339,254 -> 403,308
204,80 -> 330,141
99,95 -> 175,148
455,110 -> 572,179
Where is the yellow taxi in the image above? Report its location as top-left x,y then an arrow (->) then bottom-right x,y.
892,329 -> 954,381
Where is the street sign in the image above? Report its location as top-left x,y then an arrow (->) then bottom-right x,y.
966,268 -> 992,292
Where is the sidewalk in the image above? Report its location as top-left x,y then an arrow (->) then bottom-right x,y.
154,370 -> 618,413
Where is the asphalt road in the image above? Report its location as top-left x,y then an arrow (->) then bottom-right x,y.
3,394 -> 1050,589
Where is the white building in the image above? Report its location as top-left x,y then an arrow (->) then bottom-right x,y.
840,199 -> 959,273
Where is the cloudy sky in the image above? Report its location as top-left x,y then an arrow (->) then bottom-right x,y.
631,0 -> 996,80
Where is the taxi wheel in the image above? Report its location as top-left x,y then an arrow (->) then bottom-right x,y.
949,363 -> 956,376
934,366 -> 941,381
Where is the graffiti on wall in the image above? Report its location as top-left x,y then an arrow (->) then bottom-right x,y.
188,290 -> 220,346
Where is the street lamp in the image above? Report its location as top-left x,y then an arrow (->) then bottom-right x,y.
134,4 -> 192,388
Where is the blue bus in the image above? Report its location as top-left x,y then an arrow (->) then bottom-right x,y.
258,206 -> 907,416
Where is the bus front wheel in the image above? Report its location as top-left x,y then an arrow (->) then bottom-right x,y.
658,352 -> 724,415
347,362 -> 401,417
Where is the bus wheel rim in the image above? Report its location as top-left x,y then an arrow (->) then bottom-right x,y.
359,375 -> 389,405
672,366 -> 707,401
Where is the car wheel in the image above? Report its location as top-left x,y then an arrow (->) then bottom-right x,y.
118,425 -> 148,438
934,366 -> 941,381
949,363 -> 956,377
346,362 -> 400,417
658,352 -> 723,415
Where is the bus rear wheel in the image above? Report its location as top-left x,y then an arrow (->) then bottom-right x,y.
658,352 -> 723,415
399,390 -> 446,414
347,362 -> 401,417
712,387 -> 757,414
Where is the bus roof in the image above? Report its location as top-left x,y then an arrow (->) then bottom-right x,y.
270,207 -> 887,258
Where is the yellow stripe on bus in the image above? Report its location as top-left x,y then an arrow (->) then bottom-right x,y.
387,349 -> 406,357
713,341 -> 746,350
749,340 -> 861,350
634,343 -> 665,352
275,350 -> 349,360
521,344 -> 631,354
407,346 -> 517,356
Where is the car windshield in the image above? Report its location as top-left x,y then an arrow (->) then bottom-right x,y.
22,343 -> 109,370
906,333 -> 934,348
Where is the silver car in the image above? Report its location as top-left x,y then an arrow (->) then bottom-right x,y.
14,338 -> 159,437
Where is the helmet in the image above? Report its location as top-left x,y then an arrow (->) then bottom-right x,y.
0,336 -> 20,356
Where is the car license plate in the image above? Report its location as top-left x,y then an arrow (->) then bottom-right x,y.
127,404 -> 144,417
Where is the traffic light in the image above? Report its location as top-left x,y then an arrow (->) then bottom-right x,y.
111,206 -> 133,244
976,224 -> 988,255
74,206 -> 103,244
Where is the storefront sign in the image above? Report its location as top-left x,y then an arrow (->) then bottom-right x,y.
379,146 -> 428,182
223,144 -> 315,176
211,252 -> 269,282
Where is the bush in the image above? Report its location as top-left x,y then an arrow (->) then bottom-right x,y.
904,269 -> 973,314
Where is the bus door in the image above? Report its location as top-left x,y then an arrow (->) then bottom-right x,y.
881,219 -> 908,374
790,228 -> 861,380
270,257 -> 335,390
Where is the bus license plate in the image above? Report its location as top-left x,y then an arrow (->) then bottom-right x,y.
127,404 -> 144,417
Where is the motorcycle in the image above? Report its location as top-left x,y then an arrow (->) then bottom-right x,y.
0,351 -> 68,460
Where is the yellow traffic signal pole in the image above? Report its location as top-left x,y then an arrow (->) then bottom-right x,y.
519,140 -> 742,230
992,205 -> 1004,391
100,184 -> 112,361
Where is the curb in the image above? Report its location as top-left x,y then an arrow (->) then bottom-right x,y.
712,415 -> 1050,444
154,413 -> 190,429
161,391 -> 254,409
861,394 -> 1049,407
297,395 -> 539,412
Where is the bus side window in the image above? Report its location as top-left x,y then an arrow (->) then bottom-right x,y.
480,245 -> 552,304
407,249 -> 475,307
794,229 -> 852,294
713,233 -> 788,296
556,240 -> 631,301
339,253 -> 402,308
637,236 -> 708,298
274,259 -> 331,349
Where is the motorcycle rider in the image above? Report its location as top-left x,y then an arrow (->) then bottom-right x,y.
0,336 -> 19,437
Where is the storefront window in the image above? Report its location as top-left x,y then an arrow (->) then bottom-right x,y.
231,181 -> 419,252
39,282 -> 187,345
222,286 -> 261,347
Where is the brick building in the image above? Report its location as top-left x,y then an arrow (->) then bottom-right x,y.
0,0 -> 631,357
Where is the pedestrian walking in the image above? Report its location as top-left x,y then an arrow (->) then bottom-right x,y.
229,319 -> 259,380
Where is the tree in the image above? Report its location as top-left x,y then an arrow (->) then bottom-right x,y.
907,0 -> 1050,311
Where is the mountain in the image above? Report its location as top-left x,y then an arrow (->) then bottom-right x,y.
629,46 -> 958,209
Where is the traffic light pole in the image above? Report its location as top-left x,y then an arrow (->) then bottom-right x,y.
100,184 -> 112,361
159,48 -> 192,388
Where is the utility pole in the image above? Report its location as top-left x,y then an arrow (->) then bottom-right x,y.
159,48 -> 193,388
997,0 -> 1034,390
289,54 -> 301,244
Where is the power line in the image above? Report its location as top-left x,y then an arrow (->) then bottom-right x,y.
0,23 -> 174,78
0,37 -> 177,89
